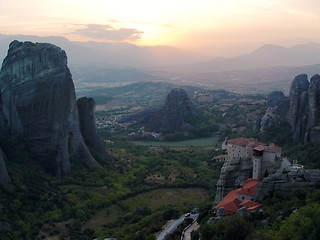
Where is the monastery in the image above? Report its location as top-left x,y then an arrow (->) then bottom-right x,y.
215,138 -> 283,214
227,138 -> 282,180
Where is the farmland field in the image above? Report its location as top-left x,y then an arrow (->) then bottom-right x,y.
133,136 -> 219,147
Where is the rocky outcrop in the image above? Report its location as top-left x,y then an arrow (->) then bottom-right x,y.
287,74 -> 320,143
257,91 -> 289,133
287,74 -> 310,142
120,88 -> 196,132
0,148 -> 10,185
0,41 -> 98,176
160,88 -> 195,131
306,74 -> 320,142
260,109 -> 279,133
77,97 -> 110,158
214,157 -> 253,203
267,91 -> 286,108
255,169 -> 320,202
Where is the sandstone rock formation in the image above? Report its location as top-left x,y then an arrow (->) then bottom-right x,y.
160,88 -> 195,132
267,91 -> 286,108
0,147 -> 10,185
77,97 -> 110,158
214,157 -> 253,203
255,169 -> 320,202
259,109 -> 278,133
287,74 -> 320,143
306,74 -> 320,142
0,41 -> 98,176
120,88 -> 196,132
287,74 -> 310,142
258,91 -> 289,133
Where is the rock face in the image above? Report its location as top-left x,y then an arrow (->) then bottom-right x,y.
0,148 -> 10,185
267,91 -> 286,108
77,97 -> 109,157
0,41 -> 98,176
214,157 -> 253,203
255,169 -> 320,202
259,109 -> 278,133
287,74 -> 320,143
258,91 -> 289,133
160,88 -> 195,131
120,88 -> 195,132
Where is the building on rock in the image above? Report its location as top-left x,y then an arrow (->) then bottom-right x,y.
214,178 -> 262,215
226,138 -> 282,181
215,138 -> 287,203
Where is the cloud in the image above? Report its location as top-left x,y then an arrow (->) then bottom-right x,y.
74,24 -> 143,41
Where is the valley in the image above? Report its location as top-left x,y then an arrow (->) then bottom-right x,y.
0,40 -> 320,240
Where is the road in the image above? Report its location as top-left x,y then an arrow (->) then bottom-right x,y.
156,214 -> 199,240
183,221 -> 200,240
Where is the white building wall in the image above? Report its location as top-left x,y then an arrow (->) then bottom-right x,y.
263,152 -> 276,164
227,144 -> 250,160
252,156 -> 262,180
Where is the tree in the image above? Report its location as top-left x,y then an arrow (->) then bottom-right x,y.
275,204 -> 320,240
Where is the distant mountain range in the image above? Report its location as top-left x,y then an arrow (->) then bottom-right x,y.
1,34 -> 320,94
174,43 -> 320,73
0,34 -> 205,69
1,34 -> 320,71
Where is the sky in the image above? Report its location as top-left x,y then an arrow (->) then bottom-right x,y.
1,0 -> 320,56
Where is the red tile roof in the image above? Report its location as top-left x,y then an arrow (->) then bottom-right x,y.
227,138 -> 264,148
215,179 -> 261,214
228,138 -> 281,153
264,143 -> 282,153
240,200 -> 262,210
236,179 -> 259,197
215,190 -> 241,213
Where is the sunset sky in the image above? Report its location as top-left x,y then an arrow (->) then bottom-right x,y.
1,0 -> 320,56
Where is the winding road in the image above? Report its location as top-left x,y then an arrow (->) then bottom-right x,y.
156,214 -> 199,240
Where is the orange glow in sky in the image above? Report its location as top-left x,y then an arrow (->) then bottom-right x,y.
1,0 -> 320,56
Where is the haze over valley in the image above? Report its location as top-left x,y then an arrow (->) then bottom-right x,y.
1,34 -> 320,94
1,1 -> 320,239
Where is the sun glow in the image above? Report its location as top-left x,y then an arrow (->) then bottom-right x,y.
1,0 -> 320,53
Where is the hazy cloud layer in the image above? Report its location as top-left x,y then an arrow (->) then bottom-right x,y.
74,24 -> 143,41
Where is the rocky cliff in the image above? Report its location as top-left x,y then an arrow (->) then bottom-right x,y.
258,91 -> 289,133
0,41 -> 98,176
255,169 -> 320,202
214,157 -> 253,203
267,91 -> 286,108
77,97 -> 110,158
287,74 -> 320,143
120,88 -> 196,132
160,88 -> 195,132
0,147 -> 10,185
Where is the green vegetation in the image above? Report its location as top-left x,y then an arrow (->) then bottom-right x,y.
199,187 -> 320,240
0,133 -> 222,239
133,136 -> 219,147
2,84 -> 320,239
282,142 -> 320,168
